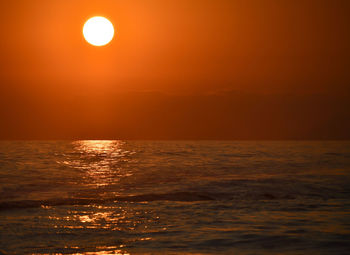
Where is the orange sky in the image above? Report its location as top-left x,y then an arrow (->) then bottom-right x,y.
0,0 -> 349,139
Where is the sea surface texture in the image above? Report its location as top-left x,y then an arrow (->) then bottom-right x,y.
0,141 -> 350,254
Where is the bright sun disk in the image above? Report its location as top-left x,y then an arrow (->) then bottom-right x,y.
83,16 -> 114,46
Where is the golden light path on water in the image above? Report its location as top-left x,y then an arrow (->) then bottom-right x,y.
76,140 -> 117,153
52,141 -> 149,254
72,248 -> 130,255
67,140 -> 134,187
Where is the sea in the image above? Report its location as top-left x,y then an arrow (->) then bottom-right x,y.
0,141 -> 349,254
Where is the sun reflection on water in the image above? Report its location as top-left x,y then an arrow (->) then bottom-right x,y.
61,140 -> 134,188
45,203 -> 160,255
71,247 -> 130,255
49,141 -> 148,253
75,140 -> 119,154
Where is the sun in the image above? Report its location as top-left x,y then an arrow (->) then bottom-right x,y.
83,16 -> 115,46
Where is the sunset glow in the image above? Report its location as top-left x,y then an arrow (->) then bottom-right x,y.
1,1 -> 350,254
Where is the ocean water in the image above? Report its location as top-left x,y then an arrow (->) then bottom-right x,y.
0,141 -> 350,255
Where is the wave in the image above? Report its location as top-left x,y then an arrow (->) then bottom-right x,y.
0,192 -> 216,210
0,190 -> 300,210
